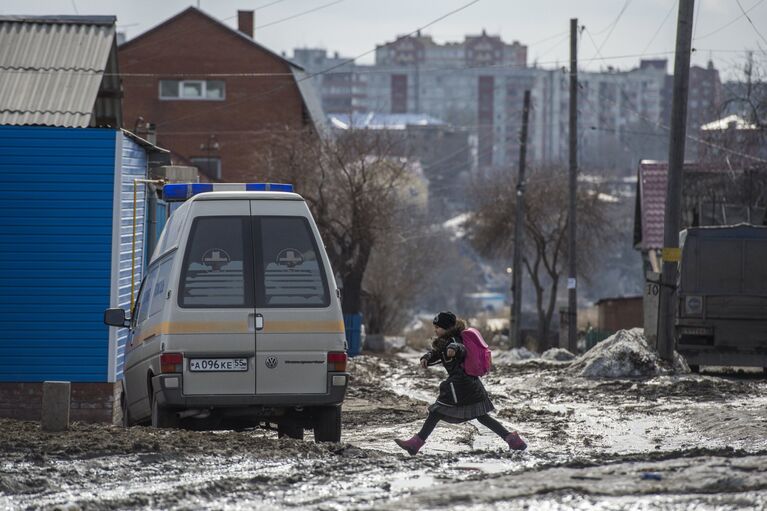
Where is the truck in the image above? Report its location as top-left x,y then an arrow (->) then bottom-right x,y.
675,224 -> 767,372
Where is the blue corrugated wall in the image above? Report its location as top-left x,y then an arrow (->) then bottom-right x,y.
0,126 -> 116,382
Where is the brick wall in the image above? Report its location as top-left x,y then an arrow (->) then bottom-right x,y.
119,8 -> 312,183
0,382 -> 120,424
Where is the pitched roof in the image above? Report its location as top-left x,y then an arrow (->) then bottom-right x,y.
0,15 -> 117,127
119,7 -> 303,71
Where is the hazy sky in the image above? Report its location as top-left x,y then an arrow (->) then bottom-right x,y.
2,0 -> 765,80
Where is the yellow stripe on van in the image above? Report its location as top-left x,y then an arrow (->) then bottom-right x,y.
262,320 -> 345,334
133,319 -> 344,343
134,321 -> 250,343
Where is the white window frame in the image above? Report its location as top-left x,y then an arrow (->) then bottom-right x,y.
159,80 -> 226,101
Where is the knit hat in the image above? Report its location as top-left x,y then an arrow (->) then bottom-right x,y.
433,311 -> 457,330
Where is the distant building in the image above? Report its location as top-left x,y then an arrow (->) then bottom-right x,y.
119,7 -> 325,183
292,48 -> 368,114
328,113 -> 471,217
298,34 -> 726,174
699,114 -> 767,164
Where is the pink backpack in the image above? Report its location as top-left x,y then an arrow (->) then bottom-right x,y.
460,327 -> 492,377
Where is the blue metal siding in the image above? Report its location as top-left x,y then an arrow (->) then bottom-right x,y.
111,134 -> 147,381
0,125 -> 116,382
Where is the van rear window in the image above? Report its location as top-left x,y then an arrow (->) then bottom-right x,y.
256,217 -> 330,307
179,217 -> 253,308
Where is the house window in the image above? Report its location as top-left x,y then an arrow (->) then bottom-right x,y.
159,80 -> 226,100
190,157 -> 221,180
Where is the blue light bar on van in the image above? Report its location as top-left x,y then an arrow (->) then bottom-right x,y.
162,182 -> 294,201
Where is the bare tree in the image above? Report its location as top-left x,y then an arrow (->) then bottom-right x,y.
255,128 -> 411,315
361,210 -> 480,335
466,166 -> 616,349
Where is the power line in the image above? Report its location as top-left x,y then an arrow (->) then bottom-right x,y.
694,0 -> 766,40
15,46 -> 759,80
735,0 -> 767,47
155,0 -> 484,128
256,0 -> 345,30
254,0 -> 292,11
594,0 -> 633,57
641,0 -> 677,57
692,0 -> 702,40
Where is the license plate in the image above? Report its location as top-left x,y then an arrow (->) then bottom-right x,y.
189,358 -> 248,372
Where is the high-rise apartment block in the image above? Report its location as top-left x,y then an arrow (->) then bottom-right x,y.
293,32 -> 723,172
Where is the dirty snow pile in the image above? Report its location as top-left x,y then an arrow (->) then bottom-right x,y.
541,348 -> 576,361
569,328 -> 689,378
493,346 -> 538,363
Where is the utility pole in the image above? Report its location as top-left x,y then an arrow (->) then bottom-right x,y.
567,18 -> 578,353
657,0 -> 695,361
511,89 -> 531,349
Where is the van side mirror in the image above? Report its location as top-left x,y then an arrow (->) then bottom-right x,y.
104,308 -> 130,327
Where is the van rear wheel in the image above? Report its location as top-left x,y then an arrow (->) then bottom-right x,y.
313,405 -> 341,443
151,397 -> 179,429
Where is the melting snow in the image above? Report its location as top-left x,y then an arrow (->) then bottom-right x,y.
569,328 -> 689,378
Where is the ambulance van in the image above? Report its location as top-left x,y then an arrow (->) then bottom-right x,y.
104,183 -> 348,441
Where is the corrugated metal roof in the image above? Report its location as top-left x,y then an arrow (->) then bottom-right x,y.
0,16 -> 116,128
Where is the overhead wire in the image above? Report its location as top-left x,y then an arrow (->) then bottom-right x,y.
255,0 -> 345,30
154,0 -> 485,128
694,0 -> 766,40
594,0 -> 633,58
735,0 -> 767,47
640,0 -> 677,58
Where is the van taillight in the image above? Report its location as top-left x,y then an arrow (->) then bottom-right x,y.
160,352 -> 183,373
327,352 -> 347,372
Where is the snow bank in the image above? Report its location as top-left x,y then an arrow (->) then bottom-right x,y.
493,347 -> 538,364
541,348 -> 576,361
569,328 -> 689,378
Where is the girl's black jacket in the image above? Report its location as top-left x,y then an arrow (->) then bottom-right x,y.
421,331 -> 488,406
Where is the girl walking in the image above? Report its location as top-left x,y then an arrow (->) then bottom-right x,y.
395,311 -> 527,455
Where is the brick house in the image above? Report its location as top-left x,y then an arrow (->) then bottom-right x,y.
119,7 -> 325,183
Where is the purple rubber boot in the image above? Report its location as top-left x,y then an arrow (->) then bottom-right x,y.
394,434 -> 425,455
505,431 -> 527,451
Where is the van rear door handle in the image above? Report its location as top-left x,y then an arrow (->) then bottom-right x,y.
255,314 -> 264,331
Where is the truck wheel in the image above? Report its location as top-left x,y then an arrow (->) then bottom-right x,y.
278,420 -> 304,440
151,396 -> 179,429
313,405 -> 341,443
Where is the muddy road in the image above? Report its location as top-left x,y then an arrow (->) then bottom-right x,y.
2,348 -> 767,510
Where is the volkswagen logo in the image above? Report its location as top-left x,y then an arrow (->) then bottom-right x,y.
265,356 -> 278,369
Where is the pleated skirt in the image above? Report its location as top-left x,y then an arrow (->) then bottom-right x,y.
428,397 -> 496,424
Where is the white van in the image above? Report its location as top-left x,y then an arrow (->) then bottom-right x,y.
104,183 -> 348,442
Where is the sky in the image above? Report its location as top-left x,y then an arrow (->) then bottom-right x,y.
1,0 -> 766,80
